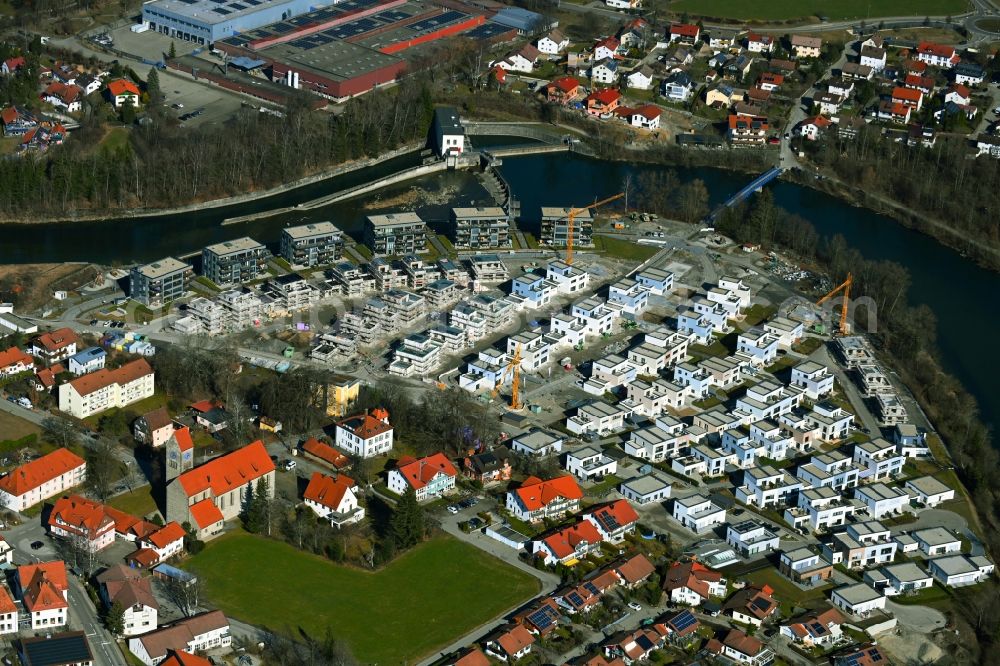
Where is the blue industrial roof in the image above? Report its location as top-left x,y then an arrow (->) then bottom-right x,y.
229,56 -> 267,69
491,7 -> 543,31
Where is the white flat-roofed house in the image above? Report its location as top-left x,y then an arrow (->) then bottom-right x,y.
512,274 -> 558,309
507,330 -> 551,373
564,446 -> 617,481
546,260 -> 590,294
510,429 -> 564,456
589,354 -> 636,394
566,401 -> 630,435
864,562 -> 933,597
624,378 -> 690,417
787,486 -> 856,532
693,293 -> 735,329
762,316 -> 804,348
468,254 -> 510,283
736,380 -> 801,421
389,334 -> 442,378
693,406 -> 743,435
876,393 -> 907,426
790,360 -> 834,400
854,482 -> 910,519
672,493 -> 726,533
779,547 -> 834,585
643,327 -> 690,366
806,401 -> 853,442
726,520 -> 779,557
857,364 -> 893,397
796,451 -> 860,492
823,520 -> 897,569
853,438 -> 905,480
571,297 -> 616,337
672,455 -> 706,477
831,583 -> 886,617
912,527 -> 962,557
607,278 -> 649,315
905,476 -> 955,507
625,423 -> 686,462
893,423 -> 929,457
735,466 -> 803,508
634,268 -> 673,295
676,311 -> 714,345
690,443 -> 735,477
720,427 -> 758,469
716,276 -> 752,309
747,420 -> 794,461
928,555 -> 994,587
736,328 -> 779,366
626,344 -> 668,377
619,474 -> 672,504
549,312 -> 587,349
673,362 -> 712,399
700,355 -> 745,388
836,336 -> 874,367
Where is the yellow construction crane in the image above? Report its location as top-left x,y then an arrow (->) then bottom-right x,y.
816,273 -> 853,336
566,192 -> 625,265
491,344 -> 523,410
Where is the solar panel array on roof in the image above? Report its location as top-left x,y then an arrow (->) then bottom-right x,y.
244,0 -> 261,5
566,591 -> 584,607
669,609 -> 697,632
592,510 -> 621,534
213,7 -> 231,14
583,581 -> 599,596
406,10 -> 466,33
463,22 -> 511,40
636,634 -> 655,651
751,597 -> 773,612
527,605 -> 558,630
809,621 -> 828,636
375,9 -> 410,21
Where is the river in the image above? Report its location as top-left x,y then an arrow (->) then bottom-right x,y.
0,147 -> 994,437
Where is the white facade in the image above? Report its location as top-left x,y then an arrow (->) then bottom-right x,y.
928,555 -> 995,587
672,493 -> 726,532
830,583 -> 886,616
564,446 -> 617,481
334,413 -> 393,458
58,360 -> 155,419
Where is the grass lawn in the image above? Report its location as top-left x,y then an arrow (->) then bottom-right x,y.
741,566 -> 831,607
0,412 -> 40,442
792,337 -> 825,355
689,339 -> 729,359
106,486 -> 159,518
100,127 -> 130,153
186,532 -> 539,663
83,393 -> 169,429
584,474 -> 622,498
742,304 -> 777,327
593,235 -> 659,261
892,584 -> 953,608
668,0 -> 969,21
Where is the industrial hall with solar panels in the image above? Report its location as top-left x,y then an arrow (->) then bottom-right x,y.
141,0 -> 544,99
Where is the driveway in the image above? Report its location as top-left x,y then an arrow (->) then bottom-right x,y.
885,598 -> 946,633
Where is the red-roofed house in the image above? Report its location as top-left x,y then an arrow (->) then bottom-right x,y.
506,475 -> 582,522
449,647 -> 490,666
29,327 -> 79,363
892,86 -> 924,110
387,453 -> 457,501
0,346 -> 32,376
58,358 -> 155,418
662,561 -> 726,606
613,554 -> 655,588
757,72 -> 784,91
879,100 -> 911,124
301,438 -> 351,469
140,521 -> 187,562
628,104 -> 661,130
586,88 -> 622,116
746,33 -> 774,53
107,79 -> 140,109
1,57 -> 25,75
904,73 -> 936,95
669,23 -> 700,44
796,115 -> 833,140
916,41 -> 960,68
546,76 -> 582,104
583,499 -> 639,542
713,628 -> 773,664
334,409 -> 393,458
945,83 -> 971,105
303,472 -> 364,527
594,37 -> 621,61
166,441 -> 275,540
133,407 -> 176,448
603,624 -> 669,663
48,495 -> 116,552
723,584 -> 778,627
15,561 -> 68,629
486,624 -> 535,661
161,650 -> 212,666
0,585 -> 15,635
1,105 -> 37,137
0,448 -> 86,512
40,81 -> 82,112
532,520 -> 603,565
779,607 -> 844,647
104,506 -> 159,542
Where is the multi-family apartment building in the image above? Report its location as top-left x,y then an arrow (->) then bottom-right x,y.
129,257 -> 192,307
58,359 -> 155,419
364,212 -> 428,256
450,207 -> 511,248
201,237 -> 269,286
0,448 -> 86,512
540,207 -> 593,247
279,221 -> 343,267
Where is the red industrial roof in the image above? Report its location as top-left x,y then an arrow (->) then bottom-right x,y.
670,23 -> 700,37
301,438 -> 350,468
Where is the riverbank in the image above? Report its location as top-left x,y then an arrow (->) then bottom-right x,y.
0,141 -> 425,225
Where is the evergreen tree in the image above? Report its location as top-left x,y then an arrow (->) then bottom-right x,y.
105,601 -> 125,636
121,98 -> 136,125
168,41 -> 177,59
255,477 -> 273,536
390,487 -> 424,550
241,481 -> 260,532
146,67 -> 162,104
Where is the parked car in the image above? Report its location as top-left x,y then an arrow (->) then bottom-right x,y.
447,505 -> 459,514
30,541 -> 43,550
283,459 -> 296,471
628,602 -> 642,611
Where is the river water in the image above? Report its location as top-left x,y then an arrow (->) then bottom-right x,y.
0,147 -> 995,437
